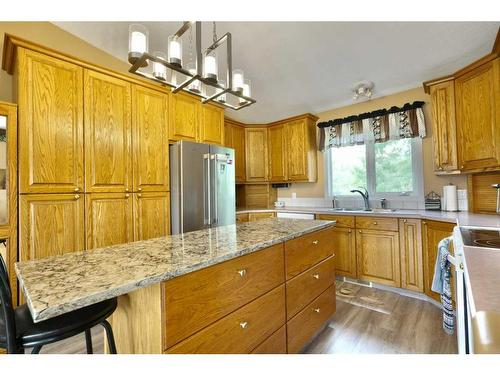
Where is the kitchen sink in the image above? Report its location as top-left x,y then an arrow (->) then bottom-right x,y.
327,208 -> 397,213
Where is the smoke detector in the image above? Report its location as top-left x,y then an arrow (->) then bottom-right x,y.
352,80 -> 374,100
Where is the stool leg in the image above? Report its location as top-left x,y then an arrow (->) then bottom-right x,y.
101,320 -> 117,354
85,329 -> 93,354
31,345 -> 42,354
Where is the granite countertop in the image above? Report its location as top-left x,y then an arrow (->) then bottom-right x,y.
15,218 -> 335,323
237,206 -> 500,228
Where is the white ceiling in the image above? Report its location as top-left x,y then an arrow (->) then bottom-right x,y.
54,22 -> 499,123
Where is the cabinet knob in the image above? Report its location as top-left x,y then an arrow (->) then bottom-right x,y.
312,274 -> 320,279
403,219 -> 407,223
358,230 -> 362,233
460,165 -> 464,169
237,269 -> 247,277
438,166 -> 443,171
313,308 -> 320,313
239,321 -> 248,329
373,221 -> 378,225
138,187 -> 142,191
348,229 -> 352,233
137,193 -> 142,198
125,193 -> 130,198
74,194 -> 80,200
125,188 -> 130,192
460,263 -> 464,270
312,240 -> 319,245
74,187 -> 80,192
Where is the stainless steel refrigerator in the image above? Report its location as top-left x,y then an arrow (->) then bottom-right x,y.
170,140 -> 236,234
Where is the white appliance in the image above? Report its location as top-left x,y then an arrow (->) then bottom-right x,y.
276,212 -> 315,220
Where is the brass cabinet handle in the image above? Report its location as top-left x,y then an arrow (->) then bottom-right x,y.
237,269 -> 247,277
239,321 -> 248,329
312,274 -> 320,279
138,187 -> 142,191
460,165 -> 464,169
137,193 -> 142,198
125,193 -> 130,198
313,308 -> 320,313
373,221 -> 378,225
403,219 -> 407,223
74,187 -> 80,192
312,240 -> 319,245
74,194 -> 80,200
460,263 -> 464,270
358,230 -> 362,233
125,188 -> 129,192
348,229 -> 352,233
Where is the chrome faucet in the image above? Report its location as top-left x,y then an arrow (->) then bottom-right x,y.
350,187 -> 370,211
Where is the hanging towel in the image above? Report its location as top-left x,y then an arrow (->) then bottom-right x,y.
431,237 -> 454,334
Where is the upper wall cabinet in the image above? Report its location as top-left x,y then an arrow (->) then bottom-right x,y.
268,115 -> 318,183
245,128 -> 269,182
200,105 -> 224,145
132,85 -> 170,192
456,59 -> 500,172
169,93 -> 199,142
17,48 -> 84,193
429,79 -> 459,174
84,70 -> 132,193
224,120 -> 246,183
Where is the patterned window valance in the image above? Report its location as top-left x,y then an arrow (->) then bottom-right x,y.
317,101 -> 426,151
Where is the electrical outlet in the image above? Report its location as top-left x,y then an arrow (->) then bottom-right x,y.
291,192 -> 297,199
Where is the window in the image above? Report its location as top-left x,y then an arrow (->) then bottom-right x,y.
325,137 -> 423,199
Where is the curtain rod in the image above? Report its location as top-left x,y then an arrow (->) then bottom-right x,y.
317,101 -> 425,128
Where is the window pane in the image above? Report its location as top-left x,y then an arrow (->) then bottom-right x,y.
329,145 -> 367,195
375,138 -> 413,193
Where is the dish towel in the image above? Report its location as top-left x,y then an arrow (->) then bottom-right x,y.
431,236 -> 454,335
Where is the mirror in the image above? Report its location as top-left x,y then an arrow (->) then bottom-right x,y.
0,115 -> 7,225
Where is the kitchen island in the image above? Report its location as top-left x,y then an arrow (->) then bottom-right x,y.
15,218 -> 337,354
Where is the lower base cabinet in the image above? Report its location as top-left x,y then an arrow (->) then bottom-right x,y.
251,326 -> 287,354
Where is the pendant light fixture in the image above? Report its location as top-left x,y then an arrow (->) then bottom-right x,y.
128,21 -> 256,110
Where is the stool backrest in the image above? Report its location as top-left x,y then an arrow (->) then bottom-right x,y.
0,255 -> 18,353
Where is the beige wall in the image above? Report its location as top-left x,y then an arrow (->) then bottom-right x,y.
0,22 -> 134,103
278,87 -> 467,199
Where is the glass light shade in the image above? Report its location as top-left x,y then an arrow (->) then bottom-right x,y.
152,51 -> 167,81
186,62 -> 201,93
168,35 -> 183,67
232,69 -> 244,93
203,52 -> 218,83
128,24 -> 149,66
239,79 -> 251,104
217,80 -> 226,103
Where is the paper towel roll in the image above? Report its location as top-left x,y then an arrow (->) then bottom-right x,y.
443,184 -> 458,212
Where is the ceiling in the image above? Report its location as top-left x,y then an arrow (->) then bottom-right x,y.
54,22 -> 499,123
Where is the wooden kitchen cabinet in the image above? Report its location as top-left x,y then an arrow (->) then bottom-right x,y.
247,212 -> 276,221
224,120 -> 246,182
268,123 -> 288,182
132,85 -> 170,192
20,194 -> 85,261
199,104 -> 224,145
245,128 -> 268,182
84,70 -> 132,193
455,58 -> 500,172
85,192 -> 134,249
429,79 -> 459,173
17,48 -> 84,193
356,228 -> 400,287
399,218 -> 423,292
169,92 -> 199,142
134,191 -> 170,241
422,220 -> 455,302
329,227 -> 356,279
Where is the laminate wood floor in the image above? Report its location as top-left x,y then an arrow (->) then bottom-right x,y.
36,284 -> 457,354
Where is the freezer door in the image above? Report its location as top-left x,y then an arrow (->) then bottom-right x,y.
170,141 -> 210,234
209,145 -> 236,227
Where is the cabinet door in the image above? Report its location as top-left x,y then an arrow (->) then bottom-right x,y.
232,124 -> 246,182
422,220 -> 455,302
132,85 -> 169,192
330,227 -> 356,278
430,80 -> 459,173
245,128 -> 268,182
399,218 -> 423,292
456,59 -> 500,171
169,93 -> 199,142
84,70 -> 132,193
85,193 -> 133,249
268,124 -> 287,182
134,191 -> 170,241
356,229 -> 400,287
287,119 -> 309,181
223,123 -> 233,148
17,48 -> 84,193
20,194 -> 84,261
199,105 -> 224,145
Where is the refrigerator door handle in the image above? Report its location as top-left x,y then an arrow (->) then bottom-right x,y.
211,154 -> 218,224
203,153 -> 211,226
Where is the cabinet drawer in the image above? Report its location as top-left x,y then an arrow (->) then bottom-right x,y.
287,285 -> 336,354
163,244 -> 285,349
251,325 -> 287,354
356,216 -> 398,231
167,285 -> 286,354
236,213 -> 249,223
316,214 -> 354,228
248,212 -> 276,221
285,226 -> 335,279
286,256 -> 336,319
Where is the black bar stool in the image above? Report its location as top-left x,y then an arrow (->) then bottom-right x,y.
0,256 -> 118,354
